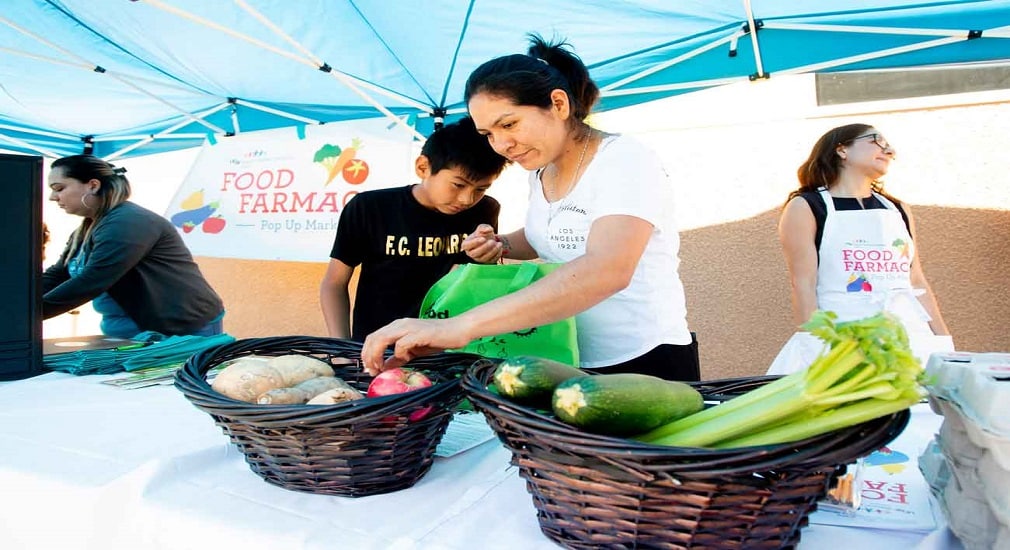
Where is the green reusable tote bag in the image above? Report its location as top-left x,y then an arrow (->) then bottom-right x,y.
419,262 -> 579,365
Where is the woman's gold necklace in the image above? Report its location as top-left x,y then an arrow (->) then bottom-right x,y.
547,128 -> 592,226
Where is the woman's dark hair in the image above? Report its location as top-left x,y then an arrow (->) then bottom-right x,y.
421,116 -> 510,180
51,154 -> 131,264
789,123 -> 891,203
464,33 -> 599,124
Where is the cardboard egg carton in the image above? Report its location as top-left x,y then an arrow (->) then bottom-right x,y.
939,470 -> 1002,550
923,351 -> 1010,550
925,351 -> 1010,469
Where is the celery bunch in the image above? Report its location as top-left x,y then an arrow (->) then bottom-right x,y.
635,310 -> 925,448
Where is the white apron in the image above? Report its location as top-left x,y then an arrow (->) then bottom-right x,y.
768,189 -> 953,375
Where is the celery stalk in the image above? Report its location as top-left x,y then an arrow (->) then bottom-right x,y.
714,396 -> 915,448
635,311 -> 923,449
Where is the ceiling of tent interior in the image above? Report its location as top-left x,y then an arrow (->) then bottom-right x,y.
1,0 -> 1009,159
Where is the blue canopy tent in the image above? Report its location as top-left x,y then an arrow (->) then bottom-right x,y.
2,0 -> 1009,160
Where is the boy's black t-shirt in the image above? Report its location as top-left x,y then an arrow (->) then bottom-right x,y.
330,184 -> 500,341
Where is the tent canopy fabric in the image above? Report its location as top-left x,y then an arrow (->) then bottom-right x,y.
2,0 -> 1009,159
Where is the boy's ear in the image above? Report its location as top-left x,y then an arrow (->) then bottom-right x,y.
414,155 -> 431,179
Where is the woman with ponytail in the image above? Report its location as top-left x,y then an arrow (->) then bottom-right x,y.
363,34 -> 697,381
43,154 -> 224,338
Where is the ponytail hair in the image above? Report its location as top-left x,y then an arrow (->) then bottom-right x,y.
464,33 -> 599,124
51,154 -> 132,264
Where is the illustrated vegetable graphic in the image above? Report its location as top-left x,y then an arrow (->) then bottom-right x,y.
201,216 -> 226,234
342,158 -> 369,185
636,310 -> 924,448
314,138 -> 362,186
170,202 -> 218,228
892,238 -> 910,258
180,189 -> 205,210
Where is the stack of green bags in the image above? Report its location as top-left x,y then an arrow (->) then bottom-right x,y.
44,332 -> 235,376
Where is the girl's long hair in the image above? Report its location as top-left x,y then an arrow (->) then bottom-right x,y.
787,123 -> 892,204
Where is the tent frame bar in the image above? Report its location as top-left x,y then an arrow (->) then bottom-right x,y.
103,102 -> 233,161
233,99 -> 323,125
603,21 -> 1010,99
743,0 -> 767,79
137,0 -> 428,140
0,15 -> 227,136
0,131 -> 62,158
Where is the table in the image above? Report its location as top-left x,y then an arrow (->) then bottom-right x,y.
0,372 -> 965,550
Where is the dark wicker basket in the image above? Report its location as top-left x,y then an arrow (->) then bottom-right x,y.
462,359 -> 910,549
174,336 -> 481,497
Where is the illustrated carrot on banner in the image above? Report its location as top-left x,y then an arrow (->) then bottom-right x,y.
313,138 -> 363,186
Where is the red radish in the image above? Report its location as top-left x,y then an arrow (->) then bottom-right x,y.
367,368 -> 434,421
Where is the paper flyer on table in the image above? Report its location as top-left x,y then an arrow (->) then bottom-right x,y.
810,440 -> 939,532
435,412 -> 497,457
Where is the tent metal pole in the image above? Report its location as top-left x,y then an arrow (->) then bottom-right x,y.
0,46 -> 204,95
135,0 -> 431,113
603,21 -> 1010,100
103,102 -> 233,161
743,0 -> 766,79
229,0 -> 425,140
601,33 -> 742,92
764,22 -> 991,38
0,124 -> 78,140
233,99 -> 323,125
0,132 -> 62,158
93,134 -> 209,141
230,103 -> 241,135
602,76 -> 747,98
0,15 -> 227,135
772,35 -> 978,76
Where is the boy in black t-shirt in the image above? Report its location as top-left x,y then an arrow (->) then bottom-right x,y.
320,117 -> 509,341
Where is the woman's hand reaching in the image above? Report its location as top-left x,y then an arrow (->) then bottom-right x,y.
360,317 -> 474,376
462,223 -> 504,264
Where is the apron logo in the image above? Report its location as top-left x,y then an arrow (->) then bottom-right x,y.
892,238 -> 910,259
846,273 -> 873,293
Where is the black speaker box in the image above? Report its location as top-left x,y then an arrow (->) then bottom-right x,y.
0,153 -> 44,380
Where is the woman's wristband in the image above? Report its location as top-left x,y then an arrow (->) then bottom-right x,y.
495,235 -> 511,258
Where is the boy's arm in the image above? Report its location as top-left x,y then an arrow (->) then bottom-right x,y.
320,258 -> 355,338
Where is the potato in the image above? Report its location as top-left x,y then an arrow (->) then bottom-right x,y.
267,354 -> 335,386
256,376 -> 356,405
211,359 -> 286,403
306,386 -> 365,405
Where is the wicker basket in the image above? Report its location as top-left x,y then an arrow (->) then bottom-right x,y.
175,336 -> 480,497
462,359 -> 910,549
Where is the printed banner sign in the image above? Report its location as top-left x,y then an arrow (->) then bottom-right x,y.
166,119 -> 416,261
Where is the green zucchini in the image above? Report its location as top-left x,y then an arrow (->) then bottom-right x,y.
552,373 -> 704,436
492,355 -> 586,405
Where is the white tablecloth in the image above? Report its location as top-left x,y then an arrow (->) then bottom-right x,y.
0,373 -> 964,550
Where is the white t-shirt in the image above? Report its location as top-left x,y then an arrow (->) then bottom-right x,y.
525,134 -> 691,368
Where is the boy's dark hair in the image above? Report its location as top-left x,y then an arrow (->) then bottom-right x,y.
420,116 -> 509,181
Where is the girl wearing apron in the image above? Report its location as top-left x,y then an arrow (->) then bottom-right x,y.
769,124 -> 952,375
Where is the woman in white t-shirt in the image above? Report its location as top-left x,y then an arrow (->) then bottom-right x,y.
768,124 -> 953,375
362,34 -> 696,380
